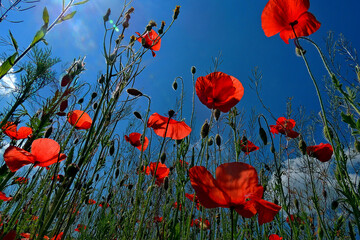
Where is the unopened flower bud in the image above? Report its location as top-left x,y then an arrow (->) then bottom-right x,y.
173,5 -> 180,20
44,126 -> 53,138
78,98 -> 84,104
271,144 -> 276,153
95,174 -> 99,181
214,109 -> 220,121
200,120 -> 210,138
160,152 -> 166,164
109,141 -> 115,156
331,200 -> 339,210
98,74 -> 105,84
133,111 -> 142,120
60,100 -> 68,112
168,110 -> 175,118
163,176 -> 169,191
141,38 -> 146,47
115,168 -> 120,178
73,138 -> 79,145
172,80 -> 178,90
66,163 -> 80,177
127,88 -> 143,96
146,20 -> 157,31
61,74 -> 72,87
191,66 -> 196,74
215,134 -> 221,146
130,35 -> 136,45
91,92 -> 98,99
295,47 -> 306,57
259,127 -> 267,145
208,136 -> 213,146
158,21 -> 165,35
103,8 -> 111,22
176,139 -> 182,145
299,139 -> 307,155
92,102 -> 98,110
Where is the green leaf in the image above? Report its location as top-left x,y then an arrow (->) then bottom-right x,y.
0,52 -> 18,77
8,30 -> 18,52
341,112 -> 357,129
43,7 -> 49,25
73,0 -> 89,6
60,11 -> 76,22
30,25 -> 47,46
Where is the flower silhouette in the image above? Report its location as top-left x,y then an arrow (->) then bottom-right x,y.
189,162 -> 281,225
196,72 -> 244,113
262,0 -> 321,44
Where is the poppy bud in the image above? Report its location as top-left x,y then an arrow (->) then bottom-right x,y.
241,136 -> 248,145
172,80 -> 178,90
78,98 -> 84,104
73,138 -> 79,145
130,35 -> 136,44
323,126 -> 333,142
103,8 -> 111,22
274,198 -> 279,205
299,139 -> 307,155
56,112 -> 66,116
158,21 -> 165,35
98,74 -> 105,84
60,100 -> 68,112
208,136 -> 213,146
173,5 -> 180,20
163,176 -> 169,191
109,142 -> 115,156
294,199 -> 299,210
214,109 -> 220,121
146,20 -> 157,32
141,37 -> 147,47
66,163 -> 80,177
115,168 -> 120,179
92,102 -> 98,110
200,120 -> 210,138
259,127 -> 267,145
160,152 -> 166,164
168,110 -> 175,118
270,144 -> 276,153
133,111 -> 142,120
127,88 -> 143,97
331,200 -> 339,210
191,66 -> 196,74
91,92 -> 98,99
61,74 -> 72,87
44,126 -> 53,138
123,20 -> 129,29
295,47 -> 306,57
215,134 -> 221,146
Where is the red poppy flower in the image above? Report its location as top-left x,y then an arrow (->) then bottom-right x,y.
14,177 -> 28,184
189,162 -> 281,225
270,117 -> 299,138
196,72 -> 244,113
124,132 -> 149,151
75,224 -> 86,232
51,174 -> 64,182
145,162 -> 170,186
99,202 -> 110,208
269,234 -> 283,240
286,214 -> 304,225
136,29 -> 161,57
147,113 -> 191,140
2,122 -> 32,140
173,202 -> 183,210
51,232 -> 63,240
20,233 -> 31,238
154,216 -> 163,223
88,199 -> 96,205
191,218 -> 210,230
67,110 -> 92,130
179,160 -> 189,168
306,143 -> 333,162
3,138 -> 67,172
261,0 -> 321,44
0,191 -> 12,201
239,140 -> 259,155
185,193 -> 201,210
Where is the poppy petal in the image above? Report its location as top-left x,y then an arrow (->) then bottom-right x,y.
147,113 -> 191,140
31,138 -> 67,167
306,143 -> 333,162
252,198 -> 282,225
189,166 -> 230,208
0,191 -> 12,201
3,146 -> 35,172
124,132 -> 149,151
67,110 -> 92,130
234,200 -> 257,218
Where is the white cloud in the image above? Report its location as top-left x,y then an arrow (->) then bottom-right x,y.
0,61 -> 17,95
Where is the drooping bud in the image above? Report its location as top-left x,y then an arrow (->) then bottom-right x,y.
61,74 -> 72,87
92,102 -> 98,110
163,176 -> 169,191
95,174 -> 99,181
191,66 -> 196,74
133,111 -> 142,120
78,98 -> 84,104
200,120 -> 210,138
115,168 -> 120,179
98,74 -> 105,84
172,80 -> 178,90
214,109 -> 220,121
91,92 -> 98,99
295,47 -> 306,57
173,5 -> 180,20
158,21 -> 166,35
259,127 -> 267,145
109,141 -> 115,156
60,100 -> 68,112
103,8 -> 111,22
215,134 -> 221,146
160,152 -> 166,164
270,144 -> 276,153
73,138 -> 79,145
168,109 -> 175,118
208,136 -> 213,146
298,138 -> 307,155
127,88 -> 143,97
44,126 -> 53,138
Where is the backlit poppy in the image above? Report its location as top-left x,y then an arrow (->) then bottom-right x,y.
3,138 -> 67,172
145,162 -> 170,186
307,143 -> 333,162
189,162 -> 281,225
88,199 -> 96,205
136,29 -> 161,57
124,132 -> 149,151
0,191 -> 12,201
239,139 -> 259,155
67,110 -> 92,130
2,122 -> 32,140
269,234 -> 283,240
261,0 -> 321,44
270,117 -> 299,139
147,113 -> 191,140
196,72 -> 244,113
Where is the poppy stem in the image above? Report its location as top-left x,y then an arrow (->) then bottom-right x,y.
230,207 -> 234,240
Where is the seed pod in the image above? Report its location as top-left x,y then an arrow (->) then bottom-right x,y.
191,66 -> 196,74
133,111 -> 142,120
215,134 -> 221,146
127,88 -> 143,96
259,127 -> 267,145
73,138 -> 79,145
200,120 -> 210,138
214,109 -> 221,121
208,136 -> 213,146
160,152 -> 166,164
95,174 -> 99,182
103,8 -> 111,22
299,139 -> 307,155
44,126 -> 53,138
172,80 -> 178,90
168,110 -> 175,118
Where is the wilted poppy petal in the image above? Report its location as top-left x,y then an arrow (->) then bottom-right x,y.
147,113 -> 191,140
189,166 -> 230,208
252,198 -> 282,225
124,132 -> 149,151
196,72 -> 244,113
31,139 -> 67,167
215,162 -> 263,206
0,191 -> 12,201
307,143 -> 333,162
3,146 -> 35,172
67,110 -> 92,130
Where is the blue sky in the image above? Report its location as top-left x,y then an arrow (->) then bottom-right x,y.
1,0 -> 360,139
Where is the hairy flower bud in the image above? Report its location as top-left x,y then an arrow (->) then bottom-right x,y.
172,80 -> 178,90
173,5 -> 180,20
44,126 -> 53,138
191,66 -> 196,74
215,134 -> 221,146
299,139 -> 307,155
158,21 -> 166,35
91,92 -> 98,99
78,98 -> 84,104
103,8 -> 111,22
160,152 -> 166,164
61,74 -> 72,87
127,88 -> 143,96
331,200 -> 339,210
200,120 -> 210,138
168,109 -> 175,118
208,136 -> 213,146
133,111 -> 142,120
60,100 -> 68,112
98,74 -> 105,84
214,109 -> 220,121
163,176 -> 169,191
259,127 -> 267,145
